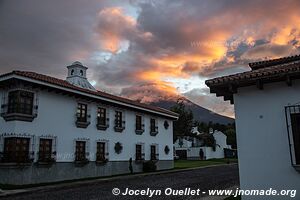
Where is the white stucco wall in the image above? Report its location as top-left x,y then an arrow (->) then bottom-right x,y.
0,88 -> 174,162
213,131 -> 229,149
234,80 -> 300,199
174,138 -> 192,149
187,146 -> 225,160
174,131 -> 228,160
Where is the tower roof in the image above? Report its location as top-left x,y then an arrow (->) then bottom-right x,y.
66,61 -> 95,91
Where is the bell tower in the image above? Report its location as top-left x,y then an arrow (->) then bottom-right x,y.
66,61 -> 96,91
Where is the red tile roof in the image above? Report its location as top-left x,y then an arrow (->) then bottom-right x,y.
0,71 -> 179,118
205,55 -> 300,104
249,54 -> 300,70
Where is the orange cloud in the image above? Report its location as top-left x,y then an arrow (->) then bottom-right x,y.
95,0 -> 300,117
121,82 -> 179,103
96,7 -> 136,53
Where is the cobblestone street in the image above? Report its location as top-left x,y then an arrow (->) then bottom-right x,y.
1,165 -> 239,200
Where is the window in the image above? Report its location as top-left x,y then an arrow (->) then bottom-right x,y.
75,141 -> 86,162
96,142 -> 106,162
150,118 -> 158,136
80,70 -> 83,76
97,107 -> 107,126
71,69 -> 74,76
115,111 -> 122,128
38,139 -> 53,163
135,115 -> 144,134
8,90 -> 34,115
150,145 -> 157,160
136,144 -> 143,160
75,103 -> 90,128
150,119 -> 155,132
77,103 -> 87,122
114,111 -> 125,132
1,90 -> 37,122
136,115 -> 142,130
2,137 -> 30,163
97,107 -> 108,130
285,105 -> 300,171
290,113 -> 300,165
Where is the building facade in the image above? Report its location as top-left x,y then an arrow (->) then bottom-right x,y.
206,55 -> 300,199
174,130 -> 231,160
0,62 -> 178,185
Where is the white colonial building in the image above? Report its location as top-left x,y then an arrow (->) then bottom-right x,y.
0,62 -> 178,185
174,128 -> 231,160
206,55 -> 300,199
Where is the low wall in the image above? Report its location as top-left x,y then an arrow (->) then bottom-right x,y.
187,147 -> 224,160
0,160 -> 173,185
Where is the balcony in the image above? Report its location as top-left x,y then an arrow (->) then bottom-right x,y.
150,126 -> 159,136
114,121 -> 125,132
135,124 -> 145,135
1,104 -> 38,122
97,118 -> 109,130
75,114 -> 90,128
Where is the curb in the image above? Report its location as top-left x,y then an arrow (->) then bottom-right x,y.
0,163 -> 238,197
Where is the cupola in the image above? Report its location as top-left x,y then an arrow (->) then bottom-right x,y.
66,61 -> 96,91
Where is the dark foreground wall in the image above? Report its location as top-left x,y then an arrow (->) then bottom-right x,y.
0,160 -> 173,185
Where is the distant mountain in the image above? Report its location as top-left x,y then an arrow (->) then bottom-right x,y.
149,98 -> 234,125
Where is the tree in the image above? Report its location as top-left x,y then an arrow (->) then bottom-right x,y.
195,121 -> 237,149
171,99 -> 194,141
194,121 -> 208,133
225,128 -> 237,149
197,133 -> 218,151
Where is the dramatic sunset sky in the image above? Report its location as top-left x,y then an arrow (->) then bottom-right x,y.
1,0 -> 300,118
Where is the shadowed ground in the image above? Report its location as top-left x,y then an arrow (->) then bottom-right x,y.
1,164 -> 239,200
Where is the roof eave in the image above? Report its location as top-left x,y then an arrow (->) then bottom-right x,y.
0,74 -> 179,120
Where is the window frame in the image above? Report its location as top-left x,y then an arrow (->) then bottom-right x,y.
97,107 -> 109,130
285,105 -> 300,172
96,142 -> 107,162
97,107 -> 107,126
150,118 -> 158,136
75,102 -> 90,128
115,111 -> 123,128
75,140 -> 87,162
74,138 -> 89,165
136,144 -> 142,160
2,137 -> 31,163
1,89 -> 38,122
7,90 -> 34,115
136,115 -> 142,131
77,103 -> 88,122
134,114 -> 145,134
150,145 -> 158,161
114,110 -> 125,132
38,138 -> 53,163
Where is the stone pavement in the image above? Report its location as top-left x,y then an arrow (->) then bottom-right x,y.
0,164 -> 239,200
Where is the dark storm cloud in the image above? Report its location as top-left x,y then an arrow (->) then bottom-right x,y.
97,0 -> 300,82
0,0 -> 107,77
1,0 -> 300,117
